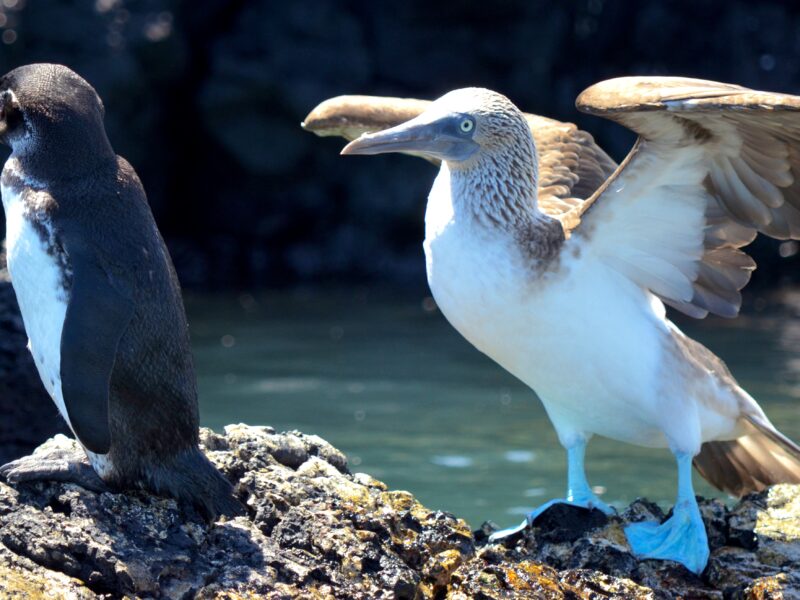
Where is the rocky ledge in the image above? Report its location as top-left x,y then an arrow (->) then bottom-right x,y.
0,427 -> 797,599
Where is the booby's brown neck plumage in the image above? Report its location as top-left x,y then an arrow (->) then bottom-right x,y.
446,159 -> 566,266
445,142 -> 567,267
448,92 -> 568,267
447,127 -> 538,224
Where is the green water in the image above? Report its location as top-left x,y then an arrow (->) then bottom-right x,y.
187,288 -> 800,529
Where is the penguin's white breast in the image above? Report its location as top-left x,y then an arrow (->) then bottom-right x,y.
2,183 -> 72,432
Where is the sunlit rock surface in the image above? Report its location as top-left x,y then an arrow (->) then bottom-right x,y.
479,491 -> 799,599
0,425 -> 797,599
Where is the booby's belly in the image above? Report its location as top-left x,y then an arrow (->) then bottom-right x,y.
424,218 -> 678,448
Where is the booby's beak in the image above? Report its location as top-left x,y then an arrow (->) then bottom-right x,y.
341,114 -> 479,162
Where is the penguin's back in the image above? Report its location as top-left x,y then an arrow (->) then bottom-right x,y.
51,155 -> 239,516
58,156 -> 201,471
3,154 -> 200,469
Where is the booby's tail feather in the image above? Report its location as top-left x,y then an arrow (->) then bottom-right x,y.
145,447 -> 245,521
693,415 -> 800,497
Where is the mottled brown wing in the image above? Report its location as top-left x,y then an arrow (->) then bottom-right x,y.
577,76 -> 800,238
302,96 -> 432,143
569,76 -> 800,318
524,113 -> 618,215
302,95 -> 617,214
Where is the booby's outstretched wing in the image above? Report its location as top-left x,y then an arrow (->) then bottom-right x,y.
302,96 -> 432,145
302,95 -> 617,217
568,76 -> 800,318
526,113 -> 617,215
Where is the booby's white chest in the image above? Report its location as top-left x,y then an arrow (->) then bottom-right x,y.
422,170 -> 672,447
1,168 -> 72,433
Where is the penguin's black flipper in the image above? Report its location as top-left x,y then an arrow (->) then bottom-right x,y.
61,237 -> 135,455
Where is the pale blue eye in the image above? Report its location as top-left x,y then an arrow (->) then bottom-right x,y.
459,119 -> 474,133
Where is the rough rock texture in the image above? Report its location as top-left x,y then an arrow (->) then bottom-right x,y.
477,494 -> 800,599
0,426 -> 798,599
0,1 -> 799,287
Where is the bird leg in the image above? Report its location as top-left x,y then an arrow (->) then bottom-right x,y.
624,452 -> 709,574
489,439 -> 614,541
0,438 -> 110,493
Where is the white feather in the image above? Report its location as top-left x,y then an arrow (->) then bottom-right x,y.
572,143 -> 709,306
2,159 -> 112,476
2,182 -> 71,429
424,163 -> 742,456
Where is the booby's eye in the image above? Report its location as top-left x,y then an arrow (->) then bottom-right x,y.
459,118 -> 474,133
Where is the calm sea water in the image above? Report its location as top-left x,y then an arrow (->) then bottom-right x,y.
187,288 -> 800,529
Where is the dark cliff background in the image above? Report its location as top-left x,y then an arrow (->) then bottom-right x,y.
1,0 -> 799,290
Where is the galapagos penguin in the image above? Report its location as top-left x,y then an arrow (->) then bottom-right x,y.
0,63 -> 242,519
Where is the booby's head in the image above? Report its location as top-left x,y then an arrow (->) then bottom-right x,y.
341,87 -> 536,171
0,63 -> 114,171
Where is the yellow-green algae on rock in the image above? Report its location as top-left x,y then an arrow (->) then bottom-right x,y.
0,426 -> 797,599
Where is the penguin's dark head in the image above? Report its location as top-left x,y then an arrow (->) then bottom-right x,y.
0,63 -> 114,171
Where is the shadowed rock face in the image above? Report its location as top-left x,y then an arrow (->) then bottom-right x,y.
0,425 -> 797,599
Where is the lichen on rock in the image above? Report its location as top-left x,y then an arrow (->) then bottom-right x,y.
0,426 -> 798,599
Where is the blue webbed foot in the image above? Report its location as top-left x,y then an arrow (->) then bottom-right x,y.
488,494 -> 614,542
625,497 -> 709,574
625,451 -> 710,574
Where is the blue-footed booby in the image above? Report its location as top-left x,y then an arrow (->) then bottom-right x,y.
304,80 -> 800,573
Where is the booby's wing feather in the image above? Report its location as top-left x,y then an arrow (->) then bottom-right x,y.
526,113 -> 618,215
694,415 -> 800,496
569,76 -> 800,318
302,95 -> 617,210
60,234 -> 134,454
302,95 -> 433,143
